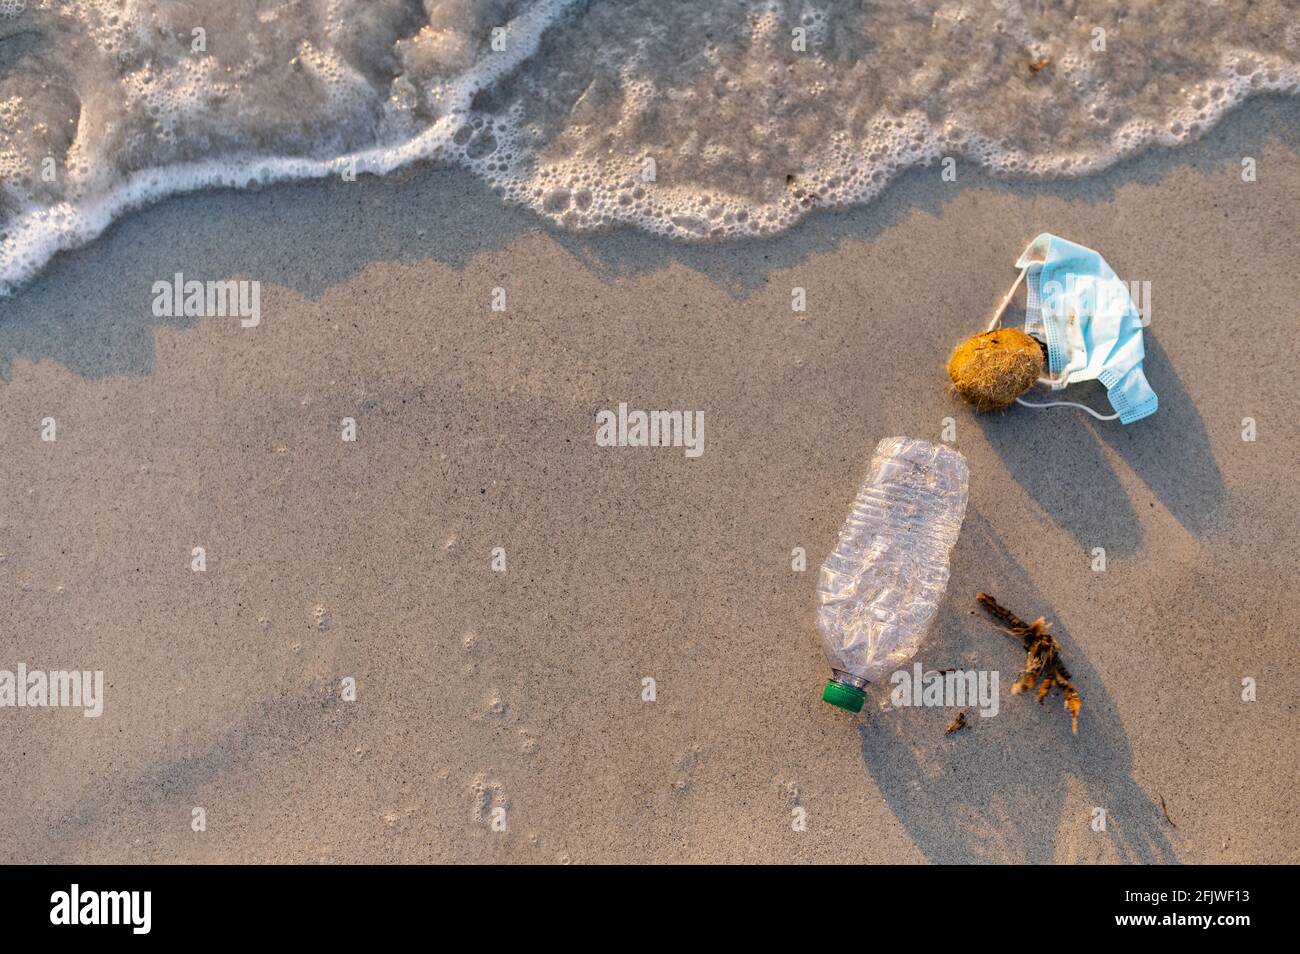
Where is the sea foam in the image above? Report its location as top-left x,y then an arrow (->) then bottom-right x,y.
1,0 -> 1297,296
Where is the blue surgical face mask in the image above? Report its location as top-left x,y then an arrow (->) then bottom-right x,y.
988,233 -> 1158,424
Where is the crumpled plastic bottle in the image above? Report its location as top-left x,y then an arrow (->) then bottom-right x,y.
816,437 -> 969,712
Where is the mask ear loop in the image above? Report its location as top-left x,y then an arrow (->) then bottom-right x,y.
1012,395 -> 1120,420
985,266 -> 1027,333
986,265 -> 1120,421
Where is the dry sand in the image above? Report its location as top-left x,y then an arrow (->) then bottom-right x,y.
1,98 -> 1297,864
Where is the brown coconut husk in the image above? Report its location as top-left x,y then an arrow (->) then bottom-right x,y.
947,328 -> 1045,410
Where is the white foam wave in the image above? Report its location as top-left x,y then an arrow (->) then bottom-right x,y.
0,0 -> 581,296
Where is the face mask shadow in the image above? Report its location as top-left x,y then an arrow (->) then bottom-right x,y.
975,398 -> 1144,558
1087,335 -> 1225,539
856,510 -> 1178,864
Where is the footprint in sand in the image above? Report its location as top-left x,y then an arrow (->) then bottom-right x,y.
671,743 -> 703,792
470,774 -> 509,829
462,629 -> 479,674
777,777 -> 805,813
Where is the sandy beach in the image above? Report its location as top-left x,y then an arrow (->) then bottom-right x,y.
1,95 -> 1297,864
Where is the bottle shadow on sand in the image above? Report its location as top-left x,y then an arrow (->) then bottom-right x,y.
856,509 -> 1179,864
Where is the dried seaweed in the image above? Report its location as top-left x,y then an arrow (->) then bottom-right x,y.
977,593 -> 1081,734
946,710 -> 969,734
1159,793 -> 1178,828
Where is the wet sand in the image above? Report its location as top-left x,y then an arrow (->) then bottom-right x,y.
1,98 -> 1297,864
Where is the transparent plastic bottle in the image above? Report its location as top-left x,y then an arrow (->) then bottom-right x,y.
817,437 -> 969,712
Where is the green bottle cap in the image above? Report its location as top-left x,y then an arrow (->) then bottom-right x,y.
822,679 -> 866,712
